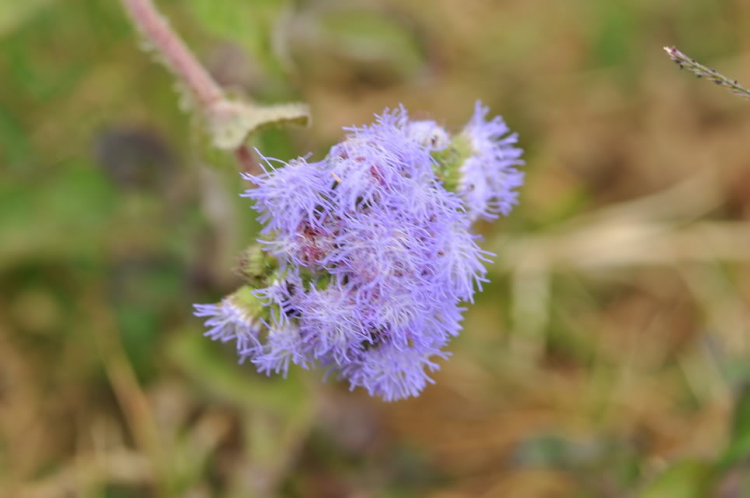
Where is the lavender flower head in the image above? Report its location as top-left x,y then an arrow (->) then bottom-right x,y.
195,102 -> 524,401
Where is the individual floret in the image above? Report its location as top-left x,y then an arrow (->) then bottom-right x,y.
457,101 -> 525,221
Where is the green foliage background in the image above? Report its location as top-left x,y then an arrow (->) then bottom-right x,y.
2,1 -> 750,497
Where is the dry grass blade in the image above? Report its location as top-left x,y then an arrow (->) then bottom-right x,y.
493,220 -> 750,272
664,46 -> 750,100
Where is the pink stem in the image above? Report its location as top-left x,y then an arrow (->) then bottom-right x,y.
121,0 -> 224,108
235,144 -> 259,174
121,0 -> 260,173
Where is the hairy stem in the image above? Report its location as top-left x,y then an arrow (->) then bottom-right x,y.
121,0 -> 259,173
122,0 -> 224,107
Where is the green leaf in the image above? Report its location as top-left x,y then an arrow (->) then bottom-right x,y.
0,106 -> 32,169
0,0 -> 55,36
205,100 -> 310,151
0,163 -> 116,267
589,2 -> 637,69
636,460 -> 717,498
168,328 -> 311,414
317,10 -> 425,71
184,0 -> 290,73
719,384 -> 750,469
289,8 -> 427,85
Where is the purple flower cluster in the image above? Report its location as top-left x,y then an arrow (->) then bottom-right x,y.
195,103 -> 523,401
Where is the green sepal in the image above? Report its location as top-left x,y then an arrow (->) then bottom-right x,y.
228,285 -> 267,321
431,134 -> 472,192
236,244 -> 278,288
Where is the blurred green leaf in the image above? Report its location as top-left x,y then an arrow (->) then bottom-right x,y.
289,8 -> 427,86
719,384 -> 750,470
169,328 -> 312,414
317,9 -> 425,72
0,0 -> 55,36
0,162 -> 116,266
590,1 -> 637,70
184,0 -> 289,73
637,460 -> 717,498
0,106 -> 32,169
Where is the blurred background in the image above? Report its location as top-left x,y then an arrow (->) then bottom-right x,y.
2,0 -> 750,497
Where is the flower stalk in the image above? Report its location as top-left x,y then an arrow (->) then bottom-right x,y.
120,0 -> 310,172
121,0 -> 224,108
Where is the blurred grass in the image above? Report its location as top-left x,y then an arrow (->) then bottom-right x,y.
2,0 -> 750,497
